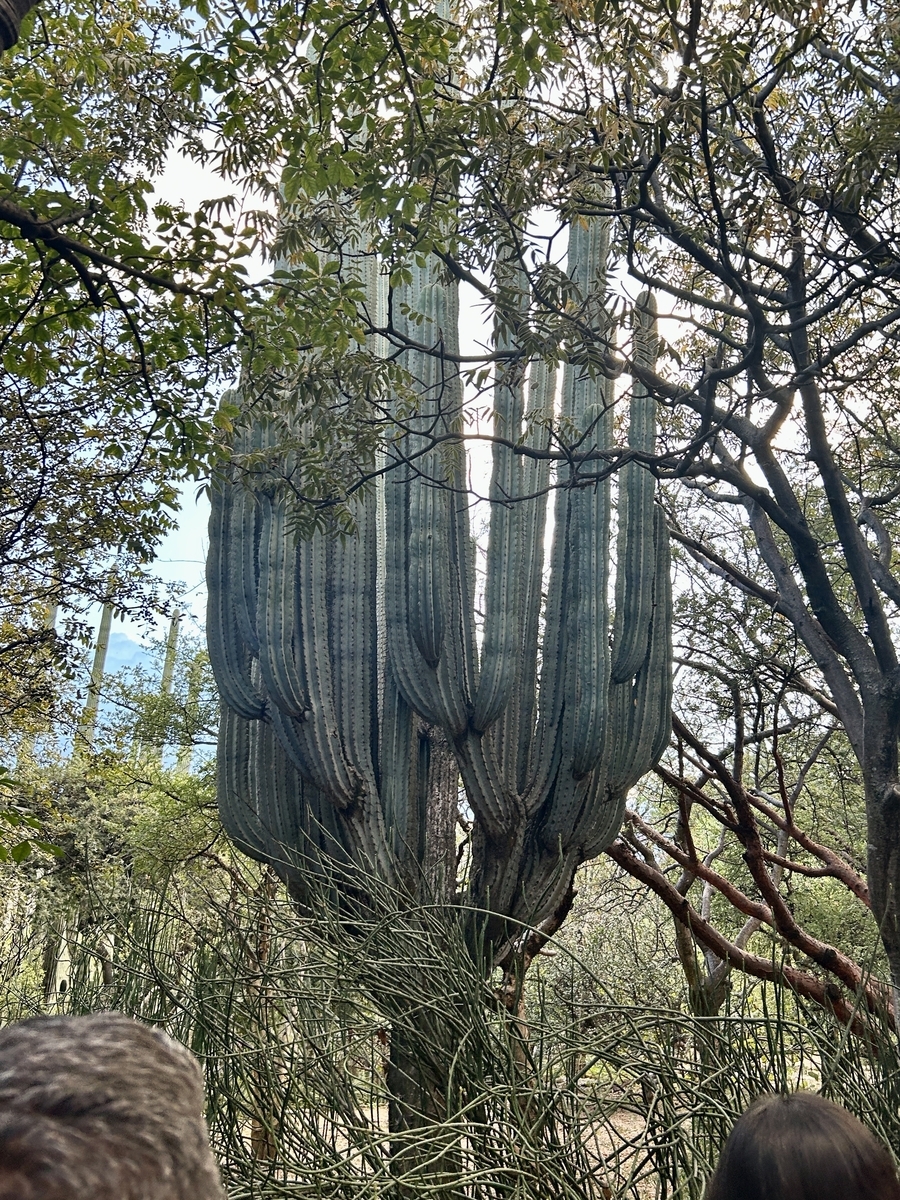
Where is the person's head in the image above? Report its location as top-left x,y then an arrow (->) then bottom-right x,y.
706,1091 -> 900,1200
0,1011 -> 225,1200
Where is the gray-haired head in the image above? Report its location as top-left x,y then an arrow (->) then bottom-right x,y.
0,1012 -> 225,1200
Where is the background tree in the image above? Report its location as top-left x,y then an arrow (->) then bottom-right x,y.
0,0 -> 235,731
0,0 -> 384,733
585,0 -> 900,1005
5,636 -> 900,1200
605,534 -> 885,1027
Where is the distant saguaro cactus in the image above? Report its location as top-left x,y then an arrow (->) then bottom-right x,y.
208,213 -> 671,962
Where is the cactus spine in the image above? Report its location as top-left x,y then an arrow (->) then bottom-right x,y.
209,213 -> 672,952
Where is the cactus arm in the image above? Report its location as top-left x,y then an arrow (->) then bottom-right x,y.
508,843 -> 580,931
580,776 -> 629,862
257,521 -> 359,808
569,355 -> 614,781
406,265 -> 450,670
469,443 -> 519,733
269,703 -> 317,776
571,488 -> 610,780
645,506 -> 674,767
256,493 -> 309,719
269,697 -> 370,863
607,504 -> 673,791
379,669 -> 417,864
77,602 -> 113,748
256,708 -> 355,886
207,481 -> 266,720
444,273 -> 480,706
428,280 -> 474,734
160,613 -> 180,695
531,220 -> 605,755
267,731 -> 309,887
385,269 -> 468,733
293,532 -> 358,803
578,506 -> 672,859
233,486 -> 261,657
455,734 -> 517,842
385,465 -> 447,725
443,260 -> 531,832
536,215 -> 613,824
333,492 -> 378,777
449,452 -> 479,703
328,495 -> 396,881
512,359 -> 555,793
250,700 -> 291,861
409,474 -> 447,669
611,291 -> 660,683
471,257 -> 527,734
217,707 -> 277,863
525,463 -> 572,817
466,808 -> 528,919
231,408 -> 264,657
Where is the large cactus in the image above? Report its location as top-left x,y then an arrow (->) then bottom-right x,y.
208,214 -> 672,961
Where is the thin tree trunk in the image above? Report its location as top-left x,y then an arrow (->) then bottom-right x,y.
387,726 -> 460,1189
863,688 -> 900,1022
386,1001 -> 463,1198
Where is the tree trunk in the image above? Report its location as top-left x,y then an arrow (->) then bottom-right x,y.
863,687 -> 900,1020
673,918 -> 729,1017
415,723 -> 457,904
384,725 -> 461,1188
386,999 -> 463,1197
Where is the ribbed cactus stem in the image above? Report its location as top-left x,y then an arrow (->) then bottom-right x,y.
612,290 -> 661,683
472,251 -> 527,733
160,613 -> 180,695
501,356 -> 554,795
407,266 -> 451,671
386,260 -> 470,737
207,480 -> 266,721
535,212 -> 614,833
77,603 -> 113,749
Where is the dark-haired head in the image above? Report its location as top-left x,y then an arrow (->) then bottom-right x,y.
706,1092 -> 900,1200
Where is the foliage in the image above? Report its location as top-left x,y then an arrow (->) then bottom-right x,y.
0,0 -> 381,733
4,836 -> 900,1200
99,629 -> 219,761
0,0 -> 222,729
4,645 -> 900,1195
0,764 -> 58,863
599,525 -> 891,1024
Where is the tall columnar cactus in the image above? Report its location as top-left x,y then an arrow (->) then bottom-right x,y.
77,603 -> 113,749
208,215 -> 672,956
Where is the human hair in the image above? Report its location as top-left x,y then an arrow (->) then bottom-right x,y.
706,1091 -> 900,1200
0,1011 -> 225,1200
